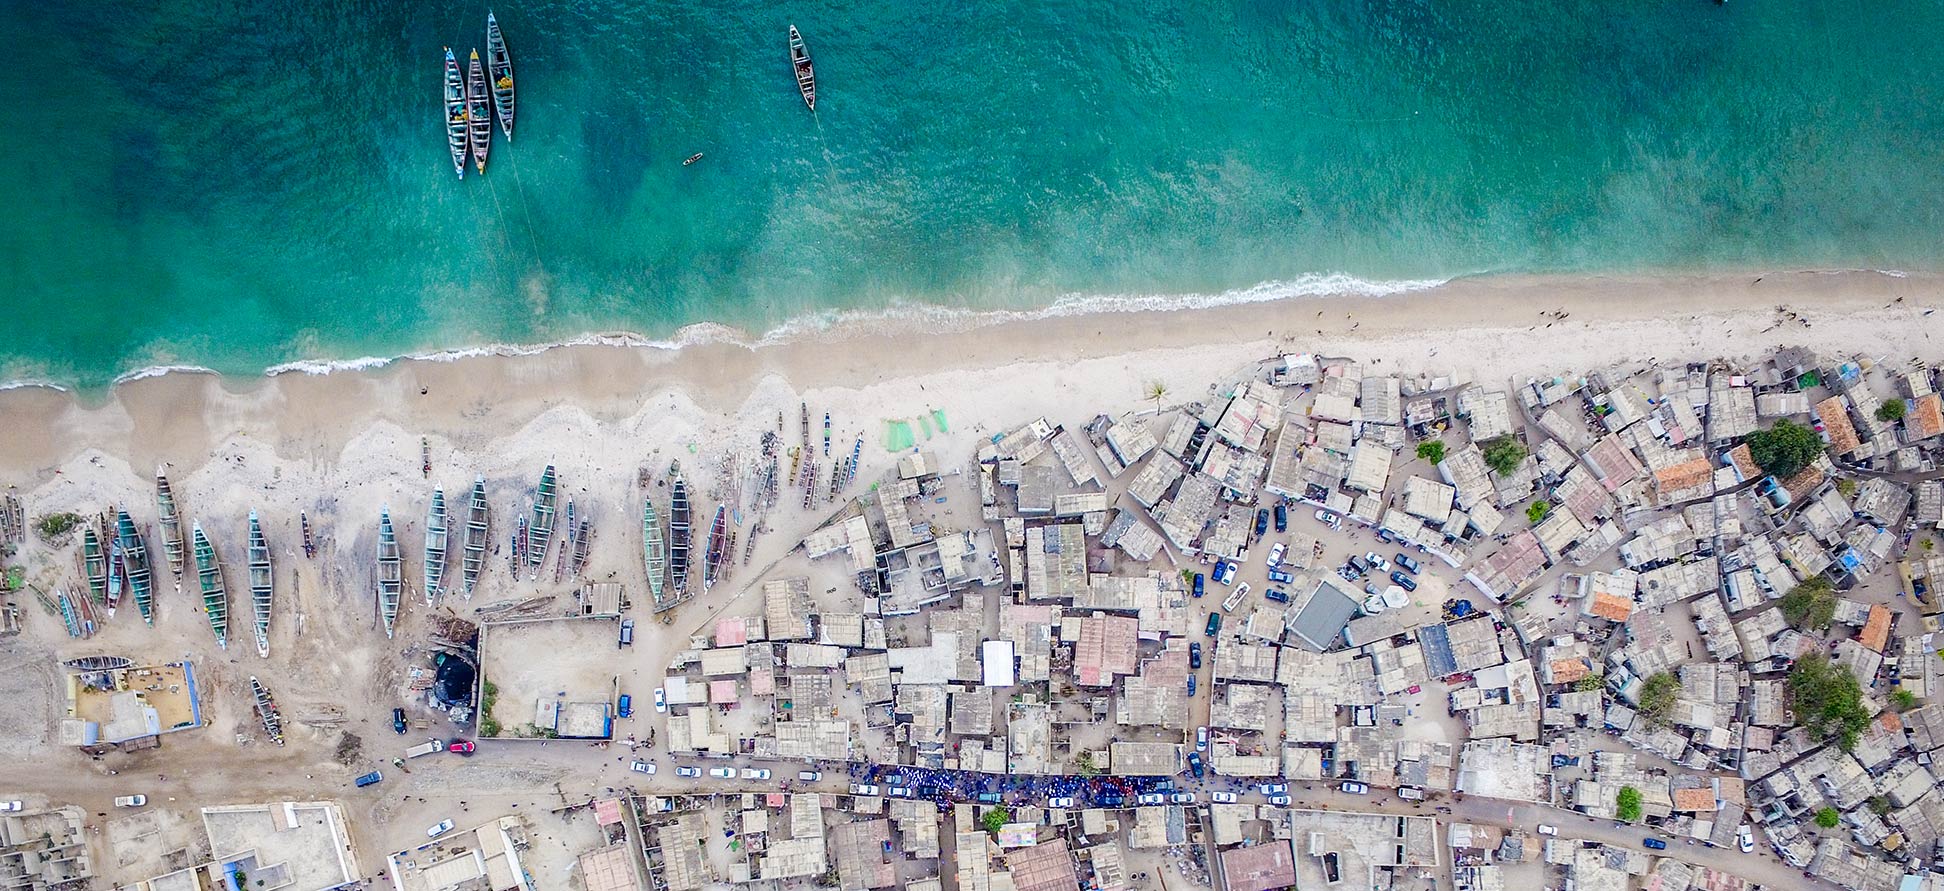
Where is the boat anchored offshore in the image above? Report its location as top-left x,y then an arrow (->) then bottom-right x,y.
460,476 -> 489,597
192,522 -> 229,649
424,488 -> 449,605
442,48 -> 469,178
487,11 -> 516,139
377,508 -> 403,637
248,511 -> 273,658
467,49 -> 491,173
789,25 -> 816,111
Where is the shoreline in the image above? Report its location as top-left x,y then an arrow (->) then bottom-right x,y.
0,266 -> 1930,396
2,266 -> 1941,484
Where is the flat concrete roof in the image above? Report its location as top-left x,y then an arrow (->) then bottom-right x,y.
202,802 -> 359,891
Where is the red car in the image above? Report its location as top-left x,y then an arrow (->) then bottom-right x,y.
448,739 -> 475,755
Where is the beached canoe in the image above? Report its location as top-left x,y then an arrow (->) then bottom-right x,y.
192,522 -> 229,649
424,488 -> 448,604
248,511 -> 273,658
377,507 -> 402,637
460,476 -> 489,597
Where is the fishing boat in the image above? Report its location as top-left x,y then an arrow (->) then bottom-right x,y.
300,511 -> 316,559
424,488 -> 449,605
668,464 -> 692,594
192,522 -> 229,649
487,11 -> 516,139
115,510 -> 154,625
81,525 -> 108,605
460,476 -> 489,597
155,472 -> 186,584
570,519 -> 592,578
528,465 -> 557,579
683,153 -> 704,166
789,25 -> 816,111
250,676 -> 285,746
702,506 -> 729,590
467,49 -> 491,174
442,48 -> 469,178
107,531 -> 124,612
554,499 -> 575,582
512,515 -> 528,570
377,508 -> 403,638
641,497 -> 665,602
247,511 -> 273,659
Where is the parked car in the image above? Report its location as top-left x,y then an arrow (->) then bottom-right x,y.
1205,613 -> 1222,637
708,767 -> 735,779
1376,527 -> 1395,543
1189,642 -> 1203,669
1339,781 -> 1370,795
1186,674 -> 1197,696
1170,792 -> 1197,804
1267,567 -> 1293,584
630,760 -> 656,774
617,694 -> 633,718
850,783 -> 880,796
1196,726 -> 1210,750
1267,794 -> 1291,806
427,819 -> 455,838
653,688 -> 667,713
1048,796 -> 1075,808
1363,552 -> 1390,573
1394,553 -> 1422,574
447,739 -> 475,755
1737,824 -> 1755,853
1273,503 -> 1288,532
1192,572 -> 1205,598
1390,571 -> 1417,592
1266,542 -> 1286,567
1222,582 -> 1251,612
1258,783 -> 1288,795
1537,824 -> 1558,836
0,802 -> 20,813
1254,509 -> 1269,537
1187,752 -> 1205,778
1264,587 -> 1289,603
976,792 -> 1002,804
1137,793 -> 1168,805
1642,838 -> 1668,851
1314,508 -> 1341,529
1210,791 -> 1238,803
392,707 -> 407,735
618,618 -> 635,647
799,770 -> 823,781
676,766 -> 702,778
1213,560 -> 1237,586
115,795 -> 147,807
743,768 -> 771,780
1346,555 -> 1369,575
1397,786 -> 1426,801
354,771 -> 383,788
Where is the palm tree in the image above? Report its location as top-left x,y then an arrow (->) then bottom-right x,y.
1146,381 -> 1168,414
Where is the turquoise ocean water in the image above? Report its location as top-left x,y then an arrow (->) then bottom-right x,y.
4,1 -> 1943,387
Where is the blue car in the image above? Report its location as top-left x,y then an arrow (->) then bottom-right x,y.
1394,553 -> 1422,574
1264,587 -> 1290,603
1390,571 -> 1418,592
1642,838 -> 1667,850
617,694 -> 633,718
1254,510 -> 1270,537
1273,503 -> 1287,532
354,770 -> 384,788
1189,642 -> 1203,669
1268,567 -> 1293,584
1187,752 -> 1205,778
1192,573 -> 1205,598
1205,613 -> 1222,637
1186,674 -> 1197,696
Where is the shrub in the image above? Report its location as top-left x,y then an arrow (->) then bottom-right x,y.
1779,577 -> 1837,630
1526,501 -> 1551,525
1481,437 -> 1527,476
1616,786 -> 1643,822
1814,807 -> 1841,829
1892,688 -> 1920,712
1746,419 -> 1823,478
981,806 -> 1010,833
1637,672 -> 1680,724
1791,655 -> 1870,750
1877,398 -> 1906,422
1573,674 -> 1606,693
34,513 -> 82,541
1415,441 -> 1446,464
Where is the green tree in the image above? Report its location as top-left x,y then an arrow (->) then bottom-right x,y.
1637,672 -> 1680,724
981,805 -> 1011,833
1814,807 -> 1841,829
1835,478 -> 1858,497
1481,437 -> 1527,476
1146,381 -> 1168,414
1877,398 -> 1907,423
1779,577 -> 1837,631
1892,688 -> 1920,712
1790,655 -> 1871,750
1573,674 -> 1607,693
1415,441 -> 1446,465
1525,501 -> 1551,525
1615,786 -> 1643,822
1075,751 -> 1099,776
1745,419 -> 1824,478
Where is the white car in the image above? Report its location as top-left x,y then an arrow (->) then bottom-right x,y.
1258,783 -> 1288,795
1170,793 -> 1196,804
630,760 -> 656,774
1339,781 -> 1370,795
742,768 -> 771,780
1210,791 -> 1238,803
798,770 -> 822,781
889,787 -> 915,798
0,801 -> 20,812
1266,542 -> 1286,567
653,688 -> 667,713
1048,796 -> 1074,808
427,819 -> 455,838
1267,794 -> 1291,806
849,783 -> 880,796
1136,793 -> 1167,805
1537,824 -> 1559,836
1737,824 -> 1754,853
1314,509 -> 1342,529
1196,726 -> 1209,751
1362,552 -> 1389,573
676,766 -> 701,778
114,795 -> 146,808
708,767 -> 735,779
